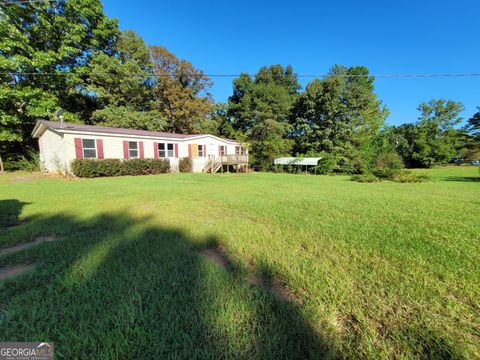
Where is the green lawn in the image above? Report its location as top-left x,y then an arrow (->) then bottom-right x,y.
0,166 -> 478,359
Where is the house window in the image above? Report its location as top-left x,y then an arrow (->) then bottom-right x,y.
158,143 -> 166,158
219,146 -> 226,156
198,145 -> 204,157
235,146 -> 245,155
82,139 -> 97,158
167,143 -> 174,157
128,141 -> 138,158
159,143 -> 174,158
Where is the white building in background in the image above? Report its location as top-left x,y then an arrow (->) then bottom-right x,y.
32,120 -> 248,174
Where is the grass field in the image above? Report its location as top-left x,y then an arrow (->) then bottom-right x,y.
0,166 -> 478,359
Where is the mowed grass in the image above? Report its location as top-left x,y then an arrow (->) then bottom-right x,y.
0,166 -> 478,359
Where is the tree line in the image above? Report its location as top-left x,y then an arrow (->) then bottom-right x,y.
1,0 -> 478,172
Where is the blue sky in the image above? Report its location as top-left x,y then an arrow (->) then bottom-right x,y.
102,0 -> 479,126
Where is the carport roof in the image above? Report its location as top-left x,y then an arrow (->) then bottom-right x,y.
274,157 -> 322,166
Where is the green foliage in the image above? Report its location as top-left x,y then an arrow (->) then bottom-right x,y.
310,152 -> 338,175
86,30 -> 167,132
373,152 -> 404,179
0,2 -> 217,164
2,149 -> 40,171
178,157 -> 193,173
88,30 -> 153,110
71,158 -> 170,177
71,159 -> 121,177
351,174 -> 381,183
290,65 -> 388,164
389,99 -> 466,168
91,106 -> 166,131
0,0 -> 119,163
228,65 -> 300,169
465,107 -> 480,141
389,170 -> 430,183
150,46 -> 214,134
352,170 -> 429,183
414,99 -> 464,167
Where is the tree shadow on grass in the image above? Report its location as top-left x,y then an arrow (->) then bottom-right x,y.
0,199 -> 30,228
442,176 -> 480,183
0,208 -> 334,359
0,202 -> 469,359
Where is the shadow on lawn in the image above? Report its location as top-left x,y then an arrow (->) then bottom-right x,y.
0,204 -> 332,359
443,176 -> 480,182
0,199 -> 30,228
0,200 -> 468,359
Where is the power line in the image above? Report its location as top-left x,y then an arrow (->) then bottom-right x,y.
1,71 -> 480,79
1,0 -> 56,5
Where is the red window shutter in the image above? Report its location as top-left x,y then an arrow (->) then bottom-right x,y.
188,144 -> 192,158
174,143 -> 178,158
139,141 -> 144,158
153,143 -> 158,159
203,144 -> 206,157
123,141 -> 129,159
96,139 -> 104,159
74,138 -> 83,159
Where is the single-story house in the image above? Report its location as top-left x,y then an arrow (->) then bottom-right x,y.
32,120 -> 248,173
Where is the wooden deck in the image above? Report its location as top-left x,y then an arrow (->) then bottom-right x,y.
204,155 -> 248,173
219,155 -> 248,164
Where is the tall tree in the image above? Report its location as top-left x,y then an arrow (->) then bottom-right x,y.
0,0 -> 118,163
290,65 -> 388,172
150,46 -> 214,134
87,30 -> 165,130
465,107 -> 480,141
228,65 -> 300,168
412,99 -> 464,167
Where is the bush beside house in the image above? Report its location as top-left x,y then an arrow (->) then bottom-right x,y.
71,158 -> 170,178
178,157 -> 193,173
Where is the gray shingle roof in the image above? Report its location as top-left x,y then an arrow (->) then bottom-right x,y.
35,120 -> 238,143
37,120 -> 197,139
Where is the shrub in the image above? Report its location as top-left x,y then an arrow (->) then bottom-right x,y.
312,152 -> 337,175
373,153 -> 404,179
351,171 -> 430,183
71,158 -> 170,178
178,157 -> 193,173
351,174 -> 381,183
94,159 -> 124,177
389,170 -> 430,183
4,151 -> 40,172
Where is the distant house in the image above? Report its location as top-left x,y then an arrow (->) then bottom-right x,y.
32,120 -> 247,173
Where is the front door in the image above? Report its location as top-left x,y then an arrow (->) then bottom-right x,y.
191,144 -> 198,159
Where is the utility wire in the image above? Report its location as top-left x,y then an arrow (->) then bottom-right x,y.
1,0 -> 56,5
1,71 -> 480,78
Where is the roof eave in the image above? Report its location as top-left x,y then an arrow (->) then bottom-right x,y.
31,119 -> 47,138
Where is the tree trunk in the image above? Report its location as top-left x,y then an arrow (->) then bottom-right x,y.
0,154 -> 4,173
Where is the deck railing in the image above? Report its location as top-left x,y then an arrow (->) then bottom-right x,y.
219,154 -> 248,164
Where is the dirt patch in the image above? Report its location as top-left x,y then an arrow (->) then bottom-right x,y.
195,247 -> 304,306
0,235 -> 65,256
0,265 -> 34,281
343,313 -> 362,335
249,274 -> 303,305
11,172 -> 49,183
197,247 -> 232,269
